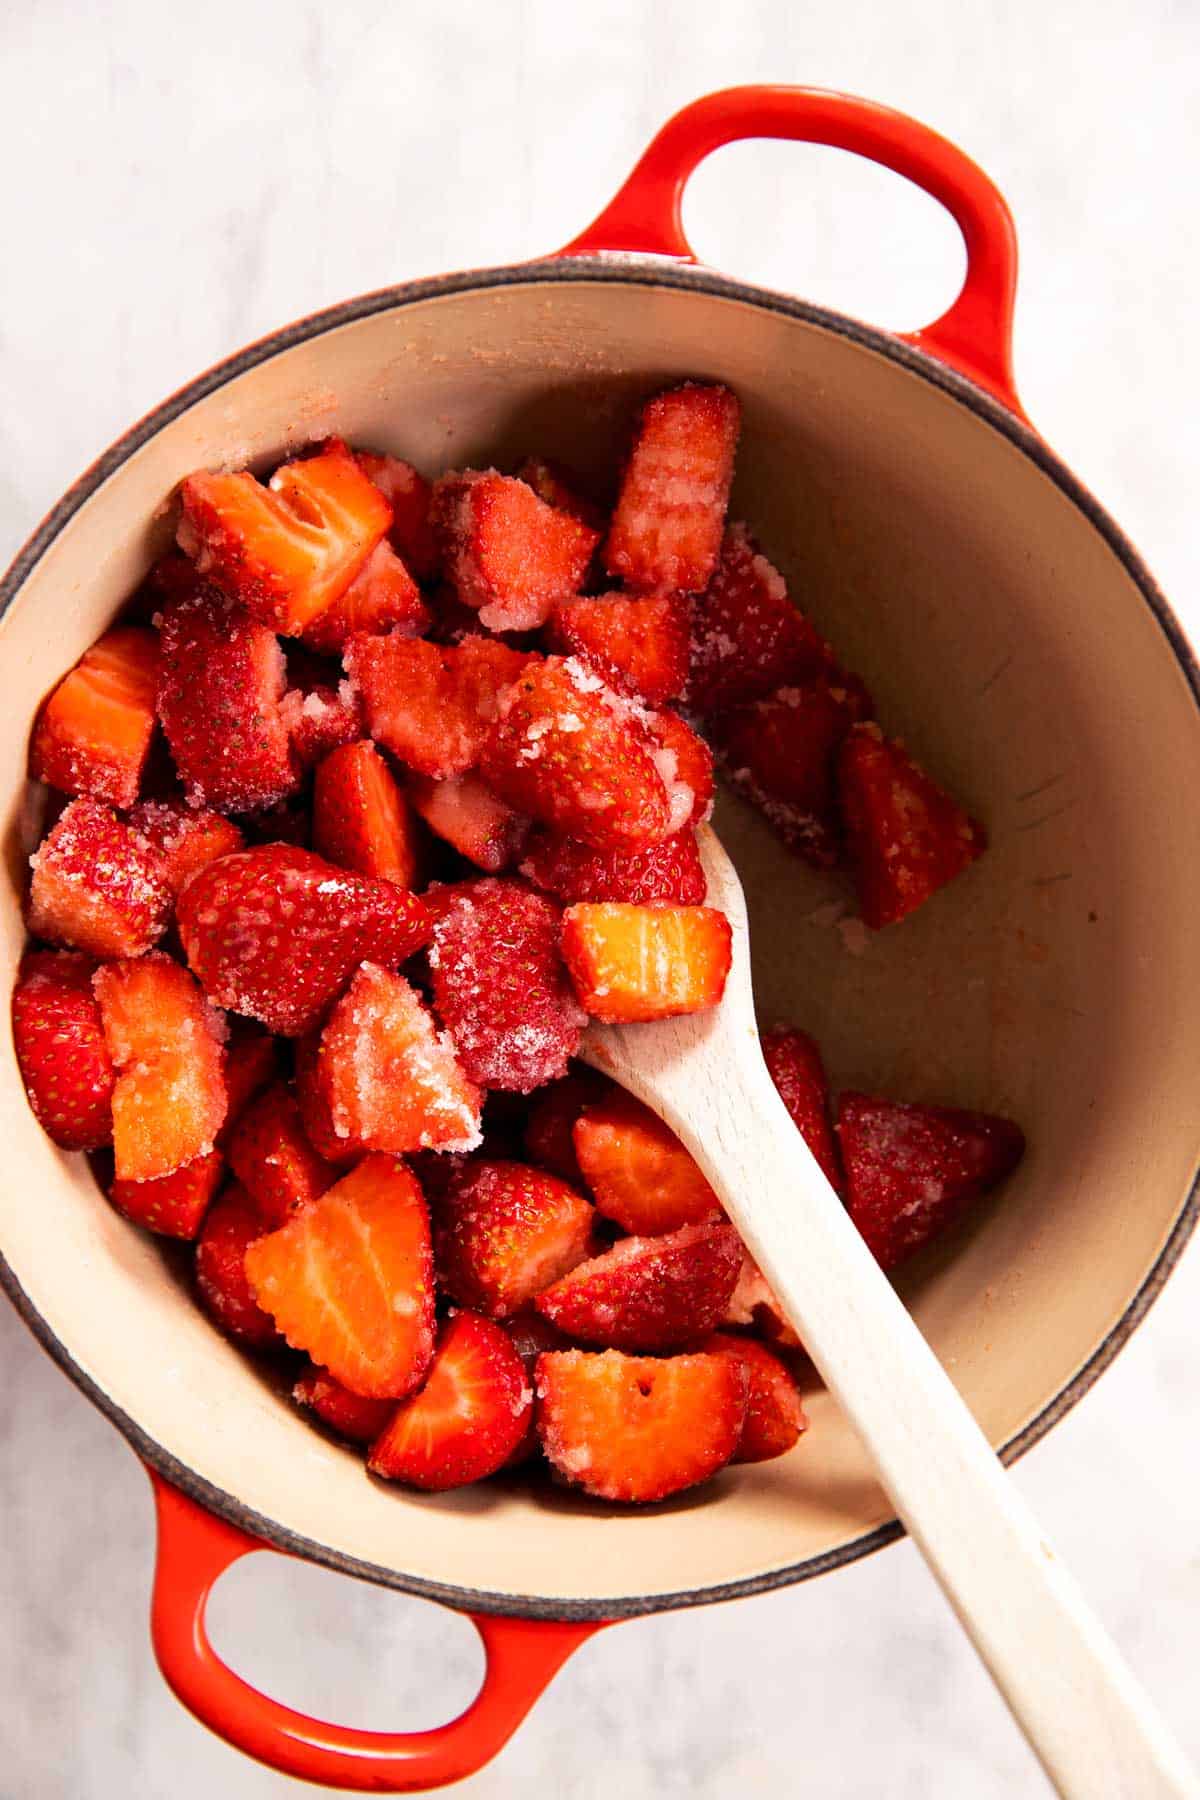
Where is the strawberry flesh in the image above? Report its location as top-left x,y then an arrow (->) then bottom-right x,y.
408,772 -> 530,874
127,799 -> 245,897
700,1332 -> 808,1464
312,739 -> 424,888
28,798 -> 171,959
432,469 -> 599,632
535,1219 -> 742,1351
347,633 -> 532,780
561,902 -> 732,1022
604,383 -> 740,595
31,626 -> 160,808
549,592 -> 689,705
573,1089 -> 721,1235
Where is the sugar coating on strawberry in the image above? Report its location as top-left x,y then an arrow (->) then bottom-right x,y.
194,1183 -> 283,1348
293,1030 -> 360,1166
561,902 -> 732,1023
427,879 -> 584,1092
356,451 -> 440,582
837,1093 -> 1025,1271
520,827 -> 707,907
573,1090 -> 721,1235
685,523 -> 832,715
604,383 -> 740,595
12,950 -> 114,1151
408,772 -> 530,874
109,1149 -> 225,1242
312,740 -> 424,888
723,1257 -> 801,1350
700,1333 -> 807,1464
127,799 -> 245,897
549,592 -> 690,705
300,540 -> 430,656
227,1080 -> 338,1227
645,709 -> 714,826
28,798 -> 171,959
535,1348 -> 747,1503
279,679 -> 364,770
522,1067 -> 613,1184
347,633 -> 532,780
516,456 -> 606,533
434,1159 -> 596,1317
536,1220 -> 742,1351
761,1027 -> 844,1193
432,469 -> 599,632
30,626 -> 160,808
292,1363 -> 395,1444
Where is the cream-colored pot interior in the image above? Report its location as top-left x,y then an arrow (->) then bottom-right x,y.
3,269 -> 1199,1615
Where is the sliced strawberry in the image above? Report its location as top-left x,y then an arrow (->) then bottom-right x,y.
356,451 -> 440,582
549,592 -> 689,705
279,679 -> 364,770
515,456 -> 606,533
245,1153 -> 435,1398
300,540 -> 429,655
838,724 -> 987,929
218,1022 -> 278,1143
685,523 -> 832,715
30,626 -> 160,808
313,740 -> 424,887
292,1363 -> 395,1444
480,657 -> 672,850
699,1333 -> 807,1464
536,1220 -> 742,1351
561,903 -> 732,1022
573,1090 -> 720,1235
724,1257 -> 801,1350
520,827 -> 706,906
367,1310 -> 532,1489
176,844 -> 432,1036
110,1149 -> 225,1241
434,1159 -> 596,1317
522,1067 -> 613,1184
227,1080 -> 338,1227
604,383 -> 740,594
194,1183 -> 283,1348
12,950 -> 114,1151
427,879 -> 584,1092
27,798 -> 171,958
432,469 -> 599,632
347,632 -> 532,780
407,772 -> 530,874
761,1027 -> 843,1193
293,1030 -> 359,1166
535,1348 -> 747,1503
178,440 -> 392,635
315,963 -> 483,1154
501,1308 -> 573,1466
127,799 -> 245,897
837,1093 -> 1025,1271
645,709 -> 715,826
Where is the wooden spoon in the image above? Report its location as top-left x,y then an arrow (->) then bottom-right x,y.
581,823 -> 1197,1799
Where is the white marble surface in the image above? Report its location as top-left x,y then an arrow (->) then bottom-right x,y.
2,3 -> 1199,1795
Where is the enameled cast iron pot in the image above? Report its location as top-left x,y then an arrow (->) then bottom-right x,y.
3,87 -> 1200,1792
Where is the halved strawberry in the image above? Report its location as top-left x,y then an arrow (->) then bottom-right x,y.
28,798 -> 171,958
176,844 -> 431,1036
604,383 -> 740,595
407,773 -> 530,873
837,1093 -> 1025,1271
292,1363 -> 395,1444
520,827 -> 707,906
30,626 -> 160,808
432,469 -> 599,632
434,1159 -> 596,1317
838,724 -> 987,929
761,1027 -> 843,1192
178,440 -> 392,635
549,592 -> 689,705
12,950 -> 114,1151
279,679 -> 364,770
699,1332 -> 807,1464
109,1149 -> 225,1241
245,1153 -> 435,1398
427,879 -> 584,1092
227,1080 -> 338,1227
300,540 -> 429,655
313,740 -> 424,887
522,1068 -> 613,1184
347,633 -> 532,780
724,1257 -> 801,1350
684,522 -> 831,715
645,709 -> 715,826
573,1090 -> 720,1235
561,903 -> 732,1022
515,457 -> 606,533
367,1310 -> 532,1489
535,1220 -> 742,1350
218,1022 -> 278,1144
535,1348 -> 747,1502
194,1183 -> 283,1348
127,799 -> 245,897
356,451 -> 440,582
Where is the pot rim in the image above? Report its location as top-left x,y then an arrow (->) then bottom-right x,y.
3,255 -> 1198,1622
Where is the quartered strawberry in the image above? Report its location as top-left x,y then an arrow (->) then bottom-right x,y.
515,456 -> 606,533
292,1363 -> 395,1444
434,1159 -> 596,1317
347,632 -> 532,780
194,1183 -> 283,1348
30,626 -> 160,808
535,1348 -> 747,1503
685,522 -> 831,715
176,844 -> 431,1036
178,440 -> 392,636
837,1093 -> 1025,1271
520,827 -> 706,907
549,592 -> 689,705
699,1333 -> 808,1464
724,1257 -> 801,1350
245,1154 -> 436,1398
279,679 -> 364,770
293,1030 -> 359,1166
313,740 -> 424,887
218,1022 -> 278,1144
604,383 -> 740,595
227,1080 -> 338,1227
356,451 -> 440,582
315,963 -> 483,1154
12,950 -> 114,1151
432,469 -> 599,632
408,772 -> 529,874
427,879 -> 584,1092
573,1089 -> 720,1235
645,708 -> 715,826
522,1067 -> 613,1184
109,1149 -> 225,1241
838,724 -> 987,929
127,799 -> 245,897
535,1220 -> 742,1351
28,798 -> 171,959
480,657 -> 672,850
561,902 -> 732,1022
761,1027 -> 843,1192
300,540 -> 430,655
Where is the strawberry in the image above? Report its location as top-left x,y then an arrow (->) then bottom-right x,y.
535,1348 -> 747,1503
480,657 -> 672,850
604,383 -> 740,594
12,950 -> 114,1151
432,469 -> 599,632
312,740 -> 424,888
549,592 -> 689,705
279,679 -> 364,770
535,1220 -> 742,1350
561,903 -> 732,1022
226,1080 -> 337,1227
699,1333 -> 807,1464
838,724 -> 987,929
522,1068 -> 613,1184
724,1257 -> 801,1350
300,540 -> 430,656
407,773 -> 530,874
761,1027 -> 843,1192
245,1153 -> 436,1398
30,626 -> 160,808
501,1308 -> 572,1466
178,440 -> 392,636
93,953 -> 227,1181
685,523 -> 831,715
292,1363 -> 395,1444
434,1159 -> 596,1317
27,798 -> 171,958
515,456 -> 606,533
156,578 -> 297,812
176,844 -> 431,1036
573,1090 -> 720,1235
109,1149 -> 225,1241
520,827 -> 707,906
645,709 -> 714,826
218,1022 -> 278,1143
356,451 -> 440,582
367,1310 -> 532,1489
293,1030 -> 359,1166
194,1184 -> 283,1348
315,963 -> 483,1154
427,879 -> 584,1091
127,799 -> 245,897
347,633 -> 532,780
239,800 -> 313,849
837,1093 -> 1025,1271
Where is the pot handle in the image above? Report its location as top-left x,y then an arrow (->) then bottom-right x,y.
559,84 -> 1023,416
147,1469 -> 603,1792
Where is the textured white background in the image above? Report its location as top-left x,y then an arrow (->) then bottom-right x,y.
2,3 -> 1198,1795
